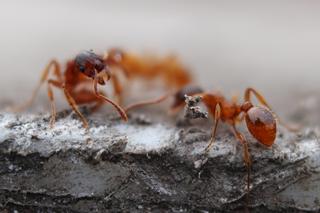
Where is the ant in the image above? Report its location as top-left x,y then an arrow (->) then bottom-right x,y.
196,87 -> 300,209
15,48 -> 192,129
102,48 -> 192,104
124,85 -> 296,205
15,50 -> 128,129
196,88 -> 277,195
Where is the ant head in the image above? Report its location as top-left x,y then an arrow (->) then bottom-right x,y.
75,50 -> 111,84
241,102 -> 277,147
171,85 -> 203,109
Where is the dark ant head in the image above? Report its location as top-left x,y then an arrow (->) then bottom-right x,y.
75,50 -> 111,85
241,102 -> 277,147
171,85 -> 203,109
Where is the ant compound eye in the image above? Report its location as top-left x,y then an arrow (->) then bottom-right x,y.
245,106 -> 277,147
78,65 -> 86,72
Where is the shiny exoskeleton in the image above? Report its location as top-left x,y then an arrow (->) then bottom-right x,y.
126,85 -> 280,206
102,48 -> 192,104
197,87 -> 279,207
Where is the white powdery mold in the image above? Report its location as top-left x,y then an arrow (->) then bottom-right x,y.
271,128 -> 320,169
0,113 -> 35,143
114,123 -> 177,153
0,123 -> 12,143
41,118 -> 87,141
0,113 -> 124,155
189,140 -> 236,159
296,138 -> 320,170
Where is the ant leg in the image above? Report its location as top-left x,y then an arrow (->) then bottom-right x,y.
244,87 -> 298,131
204,103 -> 221,153
47,79 -> 63,128
124,93 -> 170,113
89,91 -> 107,112
244,87 -> 271,109
230,124 -> 251,204
63,87 -> 89,130
13,60 -> 62,111
93,77 -> 128,121
110,73 -> 123,104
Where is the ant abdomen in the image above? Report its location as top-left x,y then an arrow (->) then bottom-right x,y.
245,106 -> 277,147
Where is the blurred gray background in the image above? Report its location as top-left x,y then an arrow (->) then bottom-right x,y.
0,0 -> 319,119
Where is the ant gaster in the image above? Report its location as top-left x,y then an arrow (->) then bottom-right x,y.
16,50 -> 128,129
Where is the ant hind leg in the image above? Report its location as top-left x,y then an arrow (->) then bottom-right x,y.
47,79 -> 63,128
230,124 -> 251,209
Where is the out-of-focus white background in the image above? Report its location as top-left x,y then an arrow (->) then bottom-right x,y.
0,0 -> 319,117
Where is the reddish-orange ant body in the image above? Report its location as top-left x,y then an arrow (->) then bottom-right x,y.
124,85 -> 294,201
196,87 -> 297,209
198,88 -> 278,193
103,48 -> 192,104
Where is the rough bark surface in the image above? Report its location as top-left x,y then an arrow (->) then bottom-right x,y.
0,108 -> 319,212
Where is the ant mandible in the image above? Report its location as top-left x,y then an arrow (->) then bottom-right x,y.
16,50 -> 128,129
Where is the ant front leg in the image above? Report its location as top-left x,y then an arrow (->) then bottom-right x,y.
244,87 -> 298,131
13,60 -> 62,112
93,76 -> 128,121
204,103 -> 222,153
124,93 -> 170,113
